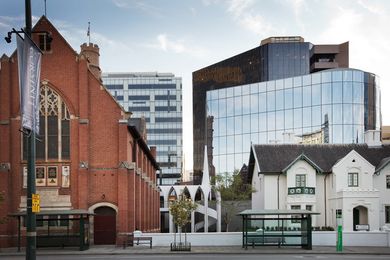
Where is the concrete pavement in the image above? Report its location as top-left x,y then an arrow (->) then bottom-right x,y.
1,245 -> 390,257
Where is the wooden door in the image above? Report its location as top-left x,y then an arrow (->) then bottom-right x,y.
94,207 -> 116,244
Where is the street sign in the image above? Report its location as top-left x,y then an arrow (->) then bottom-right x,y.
32,193 -> 40,213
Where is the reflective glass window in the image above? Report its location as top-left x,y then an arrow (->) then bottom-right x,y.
303,74 -> 311,86
242,95 -> 251,114
243,134 -> 251,153
344,125 -> 353,143
235,116 -> 242,134
251,113 -> 259,132
302,86 -> 311,107
322,105 -> 331,125
343,70 -> 353,81
353,82 -> 363,104
242,85 -> 250,95
294,87 -> 302,107
302,107 -> 311,127
227,117 -> 234,135
234,96 -> 242,115
259,82 -> 267,92
275,79 -> 284,90
353,104 -> 363,125
333,104 -> 343,124
343,104 -> 353,124
294,108 -> 302,128
268,131 -> 276,143
268,112 -> 275,131
215,99 -> 222,117
285,78 -> 293,88
267,80 -> 275,91
275,90 -> 284,110
322,83 -> 332,105
343,82 -> 353,103
235,134 -> 243,153
276,111 -> 284,130
332,82 -> 342,103
227,136 -> 234,153
219,136 -> 227,154
333,125 -> 343,143
285,109 -> 293,129
234,85 -> 242,96
243,115 -> 250,134
226,87 -> 234,97
312,106 -> 321,127
226,97 -> 234,116
250,94 -> 259,113
259,113 -> 267,131
227,154 -> 234,171
211,90 -> 218,100
284,88 -> 293,109
234,153 -> 243,170
267,91 -> 275,111
219,117 -> 227,136
219,155 -> 227,173
312,84 -> 321,106
250,83 -> 258,94
259,132 -> 267,143
250,133 -> 259,144
219,88 -> 226,99
332,71 -> 342,81
293,76 -> 302,87
353,70 -> 363,82
321,71 -> 332,83
259,93 -> 267,112
312,73 -> 321,84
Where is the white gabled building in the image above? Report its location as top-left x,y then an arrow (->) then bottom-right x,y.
248,135 -> 390,231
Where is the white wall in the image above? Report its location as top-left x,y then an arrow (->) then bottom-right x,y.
286,160 -> 316,188
251,163 -> 264,210
264,175 -> 279,209
145,231 -> 390,247
374,163 -> 390,228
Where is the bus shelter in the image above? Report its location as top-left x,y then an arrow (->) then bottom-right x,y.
239,209 -> 319,250
9,209 -> 92,251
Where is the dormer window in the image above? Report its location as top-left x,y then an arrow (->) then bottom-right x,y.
39,33 -> 51,52
295,174 -> 306,187
348,172 -> 358,187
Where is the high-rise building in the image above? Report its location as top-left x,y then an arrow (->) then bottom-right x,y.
102,73 -> 183,185
193,36 -> 379,182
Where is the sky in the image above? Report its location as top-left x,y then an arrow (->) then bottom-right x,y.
1,0 -> 390,171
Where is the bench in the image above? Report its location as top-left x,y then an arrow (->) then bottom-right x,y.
123,233 -> 152,249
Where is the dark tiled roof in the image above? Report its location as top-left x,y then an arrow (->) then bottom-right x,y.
249,144 -> 390,176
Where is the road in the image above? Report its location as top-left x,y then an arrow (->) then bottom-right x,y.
2,255 -> 390,260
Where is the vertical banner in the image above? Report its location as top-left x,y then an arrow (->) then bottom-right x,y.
16,34 -> 41,134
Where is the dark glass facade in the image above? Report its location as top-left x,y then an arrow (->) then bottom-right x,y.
206,69 -> 380,175
193,37 -> 350,181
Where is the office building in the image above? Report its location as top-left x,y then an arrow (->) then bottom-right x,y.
102,73 -> 183,185
192,36 -> 381,181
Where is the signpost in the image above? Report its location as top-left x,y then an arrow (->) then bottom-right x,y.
336,209 -> 343,252
32,194 -> 40,213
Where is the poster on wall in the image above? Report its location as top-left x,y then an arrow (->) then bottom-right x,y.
35,166 -> 46,186
47,166 -> 58,186
23,167 -> 27,188
62,166 -> 70,188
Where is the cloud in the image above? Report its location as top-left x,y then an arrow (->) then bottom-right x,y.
112,0 -> 162,17
226,0 -> 274,35
147,33 -> 208,58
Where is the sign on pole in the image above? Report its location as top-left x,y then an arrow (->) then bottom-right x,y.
32,194 -> 40,213
336,209 -> 343,252
16,33 -> 41,134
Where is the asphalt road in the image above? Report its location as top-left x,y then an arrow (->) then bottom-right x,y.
2,255 -> 390,260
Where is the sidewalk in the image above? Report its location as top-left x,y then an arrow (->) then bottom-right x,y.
1,245 -> 390,257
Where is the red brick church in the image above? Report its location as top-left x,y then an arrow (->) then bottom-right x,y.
0,16 -> 160,247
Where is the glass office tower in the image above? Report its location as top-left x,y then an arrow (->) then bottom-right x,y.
193,36 -> 349,182
102,72 -> 183,185
206,68 -> 380,175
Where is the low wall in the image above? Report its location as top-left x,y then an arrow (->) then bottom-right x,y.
146,231 -> 390,247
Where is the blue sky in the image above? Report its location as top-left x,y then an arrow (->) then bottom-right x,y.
1,0 -> 390,170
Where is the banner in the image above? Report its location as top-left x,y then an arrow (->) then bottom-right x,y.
16,33 -> 41,134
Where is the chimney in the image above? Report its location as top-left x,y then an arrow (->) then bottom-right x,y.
80,43 -> 101,81
364,130 -> 382,147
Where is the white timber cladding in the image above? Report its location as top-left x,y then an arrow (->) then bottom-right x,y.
373,163 -> 390,227
251,148 -> 390,231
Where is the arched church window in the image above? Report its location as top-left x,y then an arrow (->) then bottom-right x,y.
23,84 -> 70,160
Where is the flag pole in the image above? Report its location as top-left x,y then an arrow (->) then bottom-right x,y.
25,0 -> 37,259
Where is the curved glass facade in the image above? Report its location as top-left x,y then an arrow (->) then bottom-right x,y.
206,69 -> 381,175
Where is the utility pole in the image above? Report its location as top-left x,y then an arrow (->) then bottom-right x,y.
25,0 -> 37,259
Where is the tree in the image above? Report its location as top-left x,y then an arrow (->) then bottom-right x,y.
212,169 -> 254,231
169,194 -> 197,248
